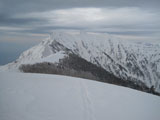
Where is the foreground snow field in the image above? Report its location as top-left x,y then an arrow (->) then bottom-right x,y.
0,72 -> 160,120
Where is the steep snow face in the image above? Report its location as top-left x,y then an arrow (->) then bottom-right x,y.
1,31 -> 160,92
0,37 -> 67,72
17,37 -> 67,64
0,72 -> 160,120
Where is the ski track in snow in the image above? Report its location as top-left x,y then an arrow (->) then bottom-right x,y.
1,72 -> 160,120
79,80 -> 96,120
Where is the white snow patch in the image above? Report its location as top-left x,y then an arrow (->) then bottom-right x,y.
39,51 -> 66,63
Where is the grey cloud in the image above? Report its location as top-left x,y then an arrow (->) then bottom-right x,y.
0,0 -> 160,41
11,26 -> 86,35
0,14 -> 47,26
23,7 -> 159,32
107,31 -> 159,36
1,0 -> 160,15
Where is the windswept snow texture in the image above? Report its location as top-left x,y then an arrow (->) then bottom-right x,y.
0,72 -> 160,120
1,31 -> 160,92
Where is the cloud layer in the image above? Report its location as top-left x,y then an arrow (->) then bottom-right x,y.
0,0 -> 160,41
30,7 -> 158,27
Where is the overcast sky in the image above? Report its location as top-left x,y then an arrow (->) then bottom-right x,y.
0,0 -> 160,64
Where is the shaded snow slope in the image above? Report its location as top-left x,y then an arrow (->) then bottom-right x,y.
0,31 -> 160,92
0,72 -> 160,120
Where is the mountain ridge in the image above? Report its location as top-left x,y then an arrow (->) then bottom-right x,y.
1,31 -> 160,93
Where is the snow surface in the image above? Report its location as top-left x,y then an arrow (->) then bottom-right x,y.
34,51 -> 66,64
0,72 -> 160,120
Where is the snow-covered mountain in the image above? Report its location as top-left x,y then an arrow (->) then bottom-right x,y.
1,31 -> 160,93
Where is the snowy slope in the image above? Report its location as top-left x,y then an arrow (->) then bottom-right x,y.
0,31 -> 160,92
48,31 -> 160,91
0,72 -> 160,120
